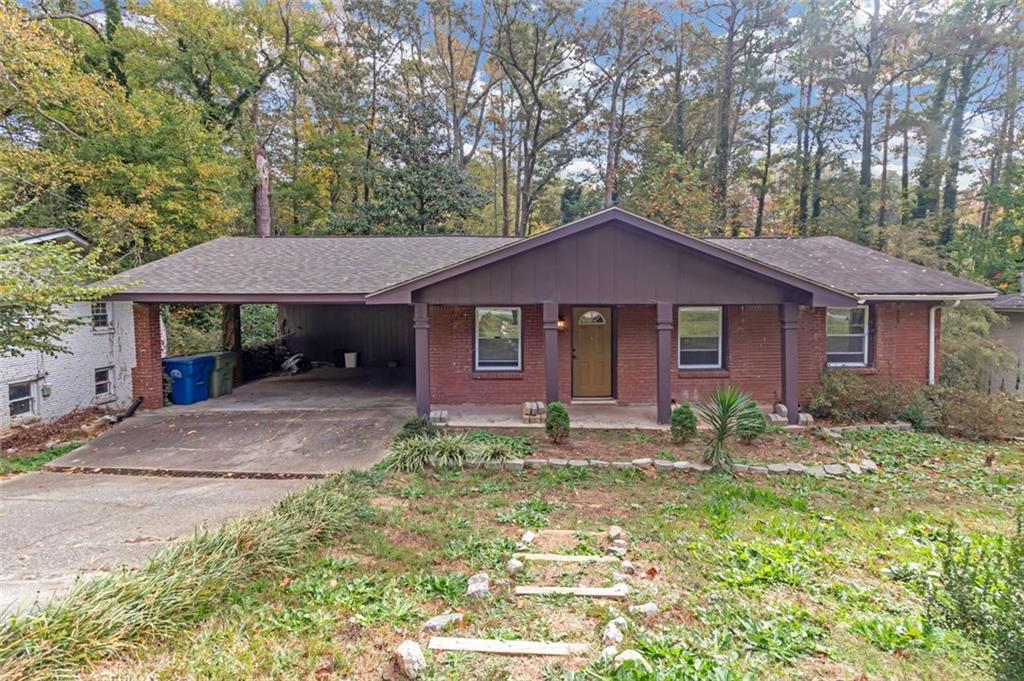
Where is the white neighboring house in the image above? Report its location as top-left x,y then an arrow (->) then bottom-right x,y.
1,228 -> 138,432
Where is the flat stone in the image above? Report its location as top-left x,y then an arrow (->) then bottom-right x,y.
611,538 -> 629,550
589,459 -> 610,468
611,461 -> 634,469
673,461 -> 693,470
629,602 -> 659,617
846,463 -> 863,475
798,413 -> 815,426
767,463 -> 789,474
823,464 -> 846,476
768,413 -> 787,425
733,463 -> 751,472
653,459 -> 675,471
614,650 -> 650,671
525,459 -> 547,469
466,572 -> 490,599
602,621 -> 624,646
568,459 -> 589,468
423,612 -> 464,633
860,459 -> 878,472
748,466 -> 769,474
506,558 -> 524,575
619,560 -> 637,575
484,461 -> 502,470
521,530 -> 537,544
785,462 -> 807,474
396,640 -> 427,679
549,458 -> 568,468
607,525 -> 624,540
606,546 -> 627,557
805,465 -> 827,479
691,463 -> 712,472
893,421 -> 913,431
631,458 -> 653,468
504,459 -> 524,471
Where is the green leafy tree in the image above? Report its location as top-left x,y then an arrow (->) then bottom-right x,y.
0,239 -> 123,357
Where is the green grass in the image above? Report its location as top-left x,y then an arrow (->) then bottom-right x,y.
5,430 -> 1018,680
0,442 -> 81,475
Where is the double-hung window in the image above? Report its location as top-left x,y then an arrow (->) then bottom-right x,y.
678,307 -> 723,369
8,381 -> 35,418
826,306 -> 869,366
91,302 -> 110,330
475,307 -> 522,371
95,367 -> 113,396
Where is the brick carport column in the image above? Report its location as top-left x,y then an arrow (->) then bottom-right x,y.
779,302 -> 800,425
132,302 -> 164,410
413,303 -> 430,416
542,301 -> 559,405
656,302 -> 673,425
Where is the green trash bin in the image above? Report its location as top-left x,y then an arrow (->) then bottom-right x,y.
207,351 -> 237,398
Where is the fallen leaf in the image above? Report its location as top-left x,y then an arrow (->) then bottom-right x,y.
644,566 -> 659,578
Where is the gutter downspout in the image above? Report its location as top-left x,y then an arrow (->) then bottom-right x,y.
927,305 -> 939,385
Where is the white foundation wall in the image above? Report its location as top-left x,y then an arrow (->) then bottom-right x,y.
1,301 -> 137,431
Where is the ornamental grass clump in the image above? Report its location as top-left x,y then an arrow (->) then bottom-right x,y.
383,431 -> 524,472
0,475 -> 369,680
737,403 -> 768,444
694,386 -> 760,473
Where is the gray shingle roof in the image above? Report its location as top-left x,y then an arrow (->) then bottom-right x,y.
706,236 -> 993,297
986,293 -> 1024,311
108,235 -> 520,296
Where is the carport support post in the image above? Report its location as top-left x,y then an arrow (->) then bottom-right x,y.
656,302 -> 673,425
780,302 -> 800,425
542,302 -> 559,404
414,303 -> 430,416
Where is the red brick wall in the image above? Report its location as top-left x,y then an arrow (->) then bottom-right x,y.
132,303 -> 164,410
428,302 -> 937,406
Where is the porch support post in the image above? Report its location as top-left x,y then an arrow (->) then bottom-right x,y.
413,303 -> 430,416
542,301 -> 559,404
656,302 -> 673,425
780,302 -> 800,425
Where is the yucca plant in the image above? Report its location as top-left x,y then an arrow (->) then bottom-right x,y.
694,386 -> 759,473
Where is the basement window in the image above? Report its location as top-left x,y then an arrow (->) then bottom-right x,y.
8,381 -> 35,418
475,307 -> 522,371
826,307 -> 869,366
95,367 -> 113,396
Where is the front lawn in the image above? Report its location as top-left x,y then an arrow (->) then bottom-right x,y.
9,430 -> 1022,680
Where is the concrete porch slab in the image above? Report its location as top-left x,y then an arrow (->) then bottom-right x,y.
439,403 -> 668,430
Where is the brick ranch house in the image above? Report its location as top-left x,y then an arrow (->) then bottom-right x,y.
107,208 -> 995,425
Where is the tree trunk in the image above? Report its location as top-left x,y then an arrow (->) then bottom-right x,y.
221,304 -> 242,386
900,80 -> 911,224
877,86 -> 893,241
713,10 -> 737,229
912,65 -> 951,219
856,84 -> 875,235
603,75 -> 621,208
252,101 -> 271,238
797,78 -> 813,234
940,55 -> 976,244
754,106 -> 775,236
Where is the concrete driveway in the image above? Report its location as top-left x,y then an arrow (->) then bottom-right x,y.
0,472 -> 308,615
45,367 -> 413,477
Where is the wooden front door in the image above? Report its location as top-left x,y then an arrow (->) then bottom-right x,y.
572,307 -> 613,398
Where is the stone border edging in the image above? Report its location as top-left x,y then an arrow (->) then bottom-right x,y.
466,456 -> 879,479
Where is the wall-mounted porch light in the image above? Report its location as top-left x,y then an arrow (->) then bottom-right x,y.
556,316 -> 568,331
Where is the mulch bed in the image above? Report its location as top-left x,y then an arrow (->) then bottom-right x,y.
1,408 -> 109,458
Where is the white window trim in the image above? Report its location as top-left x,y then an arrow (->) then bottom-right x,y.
826,305 -> 870,367
474,306 -> 522,372
94,367 -> 114,397
91,302 -> 112,332
677,306 -> 723,370
8,380 -> 37,419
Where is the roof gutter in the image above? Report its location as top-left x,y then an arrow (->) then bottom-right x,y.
854,292 -> 997,303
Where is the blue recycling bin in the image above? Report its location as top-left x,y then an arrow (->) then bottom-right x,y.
163,354 -> 216,405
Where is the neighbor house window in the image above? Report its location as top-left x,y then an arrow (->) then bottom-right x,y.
91,302 -> 110,329
826,306 -> 869,366
475,307 -> 522,371
8,381 -> 35,418
678,307 -> 723,369
94,367 -> 113,396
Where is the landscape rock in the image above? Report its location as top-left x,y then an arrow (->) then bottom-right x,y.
569,459 -> 589,468
774,402 -> 789,418
767,463 -> 789,474
629,602 -> 659,617
673,461 -> 693,470
590,459 -> 610,468
484,461 -> 502,470
768,413 -> 787,425
395,640 -> 426,679
609,616 -> 629,630
631,458 -> 653,468
505,558 -> 524,576
504,459 -> 525,471
525,459 -> 548,469
607,525 -> 624,540
823,464 -> 846,476
614,650 -> 650,671
606,546 -> 628,557
846,463 -> 863,475
465,572 -> 490,599
798,412 -> 815,426
611,538 -> 629,550
521,530 -> 537,544
748,465 -> 769,474
860,459 -> 878,472
423,613 -> 463,633
653,459 -> 675,472
805,465 -> 827,479
602,621 -> 624,646
691,463 -> 712,472
611,571 -> 630,583
549,458 -> 568,468
785,462 -> 806,474
612,461 -> 634,469
601,645 -> 619,661
619,560 -> 637,575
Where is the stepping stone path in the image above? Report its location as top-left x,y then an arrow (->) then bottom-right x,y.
404,524 -> 656,676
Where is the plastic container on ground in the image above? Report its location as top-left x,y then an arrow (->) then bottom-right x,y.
162,355 -> 215,405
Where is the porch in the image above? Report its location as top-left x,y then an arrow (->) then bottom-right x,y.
439,402 -> 666,430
